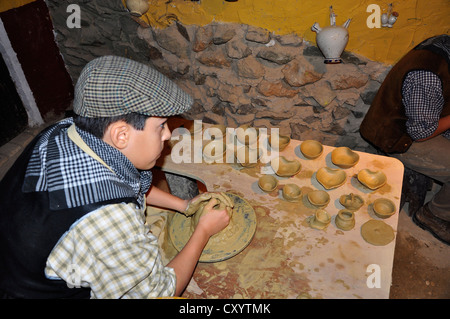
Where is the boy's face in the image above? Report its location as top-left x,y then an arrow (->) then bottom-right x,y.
125,117 -> 171,170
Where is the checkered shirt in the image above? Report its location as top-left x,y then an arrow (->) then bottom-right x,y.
402,70 -> 450,140
74,55 -> 193,118
45,202 -> 176,298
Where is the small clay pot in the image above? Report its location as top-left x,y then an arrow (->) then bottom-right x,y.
300,140 -> 323,159
307,190 -> 330,208
316,167 -> 347,189
357,169 -> 387,190
331,147 -> 359,168
282,184 -> 302,202
271,156 -> 301,177
339,193 -> 364,211
269,134 -> 291,151
236,145 -> 259,167
309,209 -> 331,230
258,175 -> 278,193
372,198 -> 396,219
335,209 -> 355,231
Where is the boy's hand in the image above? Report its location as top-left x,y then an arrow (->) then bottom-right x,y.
183,192 -> 234,216
194,198 -> 232,238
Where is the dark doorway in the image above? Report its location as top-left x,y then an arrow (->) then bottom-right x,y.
0,54 -> 27,147
0,0 -> 74,121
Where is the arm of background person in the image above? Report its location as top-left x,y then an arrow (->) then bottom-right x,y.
416,114 -> 450,141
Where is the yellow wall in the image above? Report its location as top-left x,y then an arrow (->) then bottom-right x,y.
0,0 -> 36,12
139,0 -> 450,65
3,0 -> 448,65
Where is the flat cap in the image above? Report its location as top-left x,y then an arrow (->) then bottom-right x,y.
73,55 -> 193,117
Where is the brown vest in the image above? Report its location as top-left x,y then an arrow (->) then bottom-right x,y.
360,49 -> 450,154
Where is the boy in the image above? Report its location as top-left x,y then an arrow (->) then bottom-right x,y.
0,55 -> 231,298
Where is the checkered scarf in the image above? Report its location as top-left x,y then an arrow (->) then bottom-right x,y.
22,118 -> 152,210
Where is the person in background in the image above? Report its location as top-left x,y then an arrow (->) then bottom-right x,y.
0,55 -> 232,298
360,35 -> 450,245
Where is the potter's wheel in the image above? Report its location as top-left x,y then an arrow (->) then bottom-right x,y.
169,192 -> 257,262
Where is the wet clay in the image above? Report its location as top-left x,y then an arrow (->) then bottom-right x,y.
361,219 -> 395,246
169,193 -> 257,262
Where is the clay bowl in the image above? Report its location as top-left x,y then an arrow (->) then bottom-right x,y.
300,140 -> 323,159
236,145 -> 259,168
357,169 -> 387,190
335,209 -> 355,231
270,156 -> 302,177
372,198 -> 396,219
269,134 -> 291,151
307,190 -> 330,208
316,167 -> 347,189
331,147 -> 360,169
309,209 -> 331,230
203,140 -> 226,162
282,183 -> 302,202
339,193 -> 364,211
236,124 -> 259,145
258,175 -> 278,193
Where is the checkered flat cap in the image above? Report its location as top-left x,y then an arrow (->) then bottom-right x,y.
73,56 -> 193,118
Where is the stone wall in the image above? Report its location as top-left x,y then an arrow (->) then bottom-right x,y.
46,0 -> 391,153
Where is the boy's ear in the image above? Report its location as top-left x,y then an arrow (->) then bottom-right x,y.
105,121 -> 130,150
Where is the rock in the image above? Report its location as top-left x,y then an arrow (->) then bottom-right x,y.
326,64 -> 369,90
245,26 -> 270,44
196,47 -> 231,68
282,57 -> 323,87
153,24 -> 190,58
257,44 -> 295,65
300,81 -> 336,107
213,23 -> 237,44
226,39 -> 252,59
236,56 -> 265,79
193,25 -> 214,52
257,80 -> 299,98
274,33 -> 303,47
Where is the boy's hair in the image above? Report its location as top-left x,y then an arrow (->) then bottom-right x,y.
74,112 -> 149,139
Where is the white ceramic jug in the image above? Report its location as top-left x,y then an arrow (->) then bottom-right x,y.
311,7 -> 351,64
126,0 -> 149,17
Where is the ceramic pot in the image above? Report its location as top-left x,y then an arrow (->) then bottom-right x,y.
309,209 -> 331,230
312,20 -> 350,64
126,0 -> 149,17
335,209 -> 355,231
381,13 -> 389,27
387,13 -> 398,27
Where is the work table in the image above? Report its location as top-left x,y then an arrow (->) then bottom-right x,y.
155,119 -> 404,299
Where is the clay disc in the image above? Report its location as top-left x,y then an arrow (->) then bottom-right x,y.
169,193 -> 257,262
361,219 -> 395,246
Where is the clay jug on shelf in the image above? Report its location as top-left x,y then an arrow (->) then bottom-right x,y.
126,0 -> 149,17
311,6 -> 351,64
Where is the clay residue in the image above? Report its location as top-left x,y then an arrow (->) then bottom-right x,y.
182,204 -> 312,298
